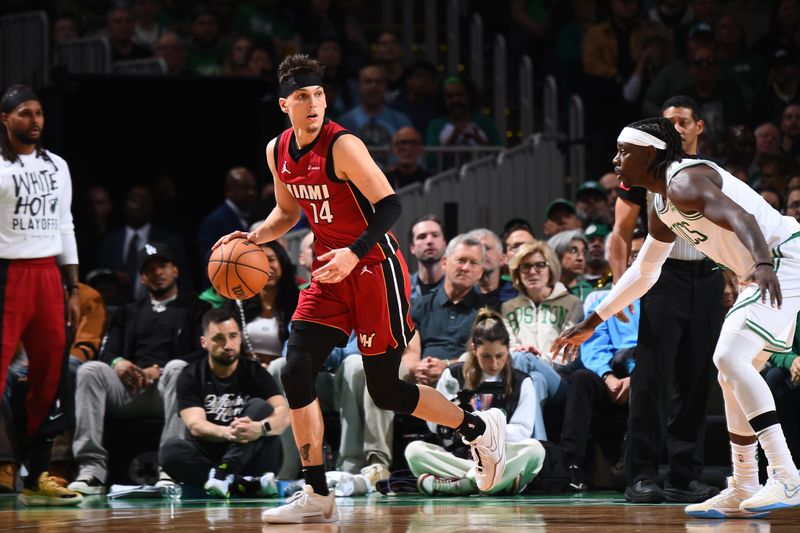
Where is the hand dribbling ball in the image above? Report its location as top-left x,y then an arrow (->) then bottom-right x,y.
208,238 -> 271,300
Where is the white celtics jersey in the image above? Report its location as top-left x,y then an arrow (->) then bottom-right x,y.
654,159 -> 800,278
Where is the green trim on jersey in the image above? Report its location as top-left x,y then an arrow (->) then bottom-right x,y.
771,231 -> 800,274
725,290 -> 762,319
745,319 -> 788,349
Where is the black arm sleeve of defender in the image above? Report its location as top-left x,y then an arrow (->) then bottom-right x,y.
348,193 -> 401,259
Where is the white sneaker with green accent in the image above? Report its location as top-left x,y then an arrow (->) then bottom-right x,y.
684,477 -> 767,519
417,474 -> 477,496
204,467 -> 233,498
740,469 -> 800,513
259,472 -> 278,497
261,485 -> 337,524
463,408 -> 506,492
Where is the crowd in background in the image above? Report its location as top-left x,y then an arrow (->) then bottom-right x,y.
3,0 -> 800,504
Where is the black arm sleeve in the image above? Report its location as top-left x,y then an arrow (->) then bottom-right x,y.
348,193 -> 401,260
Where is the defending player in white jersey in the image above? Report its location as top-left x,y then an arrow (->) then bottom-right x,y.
552,116 -> 800,519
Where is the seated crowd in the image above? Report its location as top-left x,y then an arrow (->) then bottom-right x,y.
3,186 -> 799,503
7,0 -> 800,513
6,82 -> 800,505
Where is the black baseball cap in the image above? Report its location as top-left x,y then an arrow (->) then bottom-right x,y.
138,242 -> 174,273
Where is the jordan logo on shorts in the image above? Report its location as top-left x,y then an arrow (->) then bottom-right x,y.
282,161 -> 290,174
360,265 -> 373,276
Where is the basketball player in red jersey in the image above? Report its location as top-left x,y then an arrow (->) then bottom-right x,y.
215,54 -> 507,523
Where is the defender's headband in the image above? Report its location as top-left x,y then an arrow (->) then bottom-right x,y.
617,127 -> 666,150
279,72 -> 324,98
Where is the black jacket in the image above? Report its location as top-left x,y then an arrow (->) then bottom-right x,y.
100,291 -> 210,367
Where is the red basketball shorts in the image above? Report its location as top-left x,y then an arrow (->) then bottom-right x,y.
293,251 -> 415,355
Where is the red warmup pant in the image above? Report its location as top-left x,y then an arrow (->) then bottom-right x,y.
0,257 -> 66,436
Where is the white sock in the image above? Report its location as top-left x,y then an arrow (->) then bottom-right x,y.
730,442 -> 759,492
757,424 -> 799,479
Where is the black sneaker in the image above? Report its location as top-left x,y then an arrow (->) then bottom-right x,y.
664,479 -> 720,503
624,479 -> 664,503
568,464 -> 588,492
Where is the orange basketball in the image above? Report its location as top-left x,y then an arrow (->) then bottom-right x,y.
207,238 -> 271,300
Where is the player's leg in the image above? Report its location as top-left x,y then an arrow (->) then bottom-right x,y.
685,368 -> 767,518
283,323 -> 346,489
362,347 -> 507,492
262,321 -> 346,524
710,322 -> 800,513
359,253 -> 507,491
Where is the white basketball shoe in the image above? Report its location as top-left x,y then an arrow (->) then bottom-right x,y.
261,485 -> 337,524
740,468 -> 800,513
463,408 -> 507,492
685,477 -> 767,519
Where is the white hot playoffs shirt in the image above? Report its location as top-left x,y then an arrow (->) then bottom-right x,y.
0,150 -> 78,263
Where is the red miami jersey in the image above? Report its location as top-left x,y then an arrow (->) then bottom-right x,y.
274,120 -> 400,265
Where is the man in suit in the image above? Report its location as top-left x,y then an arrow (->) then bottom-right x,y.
196,167 -> 258,287
97,185 -> 191,302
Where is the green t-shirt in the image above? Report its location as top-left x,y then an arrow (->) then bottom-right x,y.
199,287 -> 227,309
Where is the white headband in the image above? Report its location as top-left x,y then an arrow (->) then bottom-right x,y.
617,127 -> 667,150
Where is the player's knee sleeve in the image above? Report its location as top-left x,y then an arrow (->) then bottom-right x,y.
713,328 -> 777,420
281,348 -> 317,409
712,329 -> 762,380
282,323 -> 349,409
363,347 -> 420,414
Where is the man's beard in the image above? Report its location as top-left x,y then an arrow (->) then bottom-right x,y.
417,254 -> 443,266
149,281 -> 176,299
12,126 -> 39,146
212,352 -> 239,366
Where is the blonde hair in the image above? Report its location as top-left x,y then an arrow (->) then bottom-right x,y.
508,241 -> 561,292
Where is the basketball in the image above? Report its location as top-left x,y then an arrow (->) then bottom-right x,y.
207,238 -> 271,300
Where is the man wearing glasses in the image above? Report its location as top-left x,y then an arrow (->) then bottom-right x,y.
386,127 -> 431,190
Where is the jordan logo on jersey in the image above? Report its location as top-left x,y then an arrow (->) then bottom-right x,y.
360,265 -> 373,276
282,161 -> 290,174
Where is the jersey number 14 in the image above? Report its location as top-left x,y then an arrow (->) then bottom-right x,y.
310,200 -> 334,224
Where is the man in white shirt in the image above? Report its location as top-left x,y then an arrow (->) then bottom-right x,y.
0,84 -> 82,506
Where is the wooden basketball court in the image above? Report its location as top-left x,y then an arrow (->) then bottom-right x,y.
1,492 -> 797,532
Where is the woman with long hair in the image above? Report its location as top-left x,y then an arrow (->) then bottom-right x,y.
404,308 -> 545,496
228,241 -> 299,365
